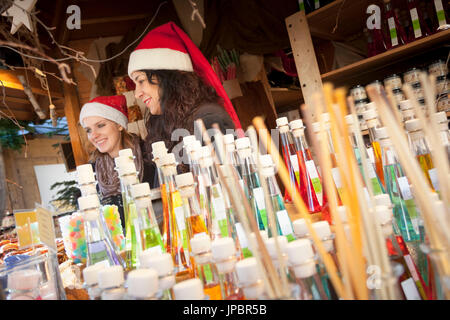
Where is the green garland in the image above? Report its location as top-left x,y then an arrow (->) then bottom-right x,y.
0,118 -> 35,150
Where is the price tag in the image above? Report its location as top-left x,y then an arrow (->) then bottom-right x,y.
276,210 -> 294,236
14,209 -> 39,250
434,0 -> 447,27
367,147 -> 375,164
211,185 -> 227,220
428,168 -> 440,191
36,206 -> 57,252
305,160 -> 323,204
397,177 -> 413,200
409,8 -> 422,38
253,187 -> 268,229
388,17 -> 398,46
400,278 -> 421,300
235,222 -> 248,249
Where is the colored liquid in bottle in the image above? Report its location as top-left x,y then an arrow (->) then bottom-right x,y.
186,215 -> 208,238
271,194 -> 295,241
204,283 -> 223,300
140,226 -> 165,253
416,154 -> 435,191
160,184 -> 171,254
125,201 -> 141,269
296,150 -> 322,213
281,143 -> 300,203
372,141 -> 385,188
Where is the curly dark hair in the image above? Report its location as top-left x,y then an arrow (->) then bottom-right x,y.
142,69 -> 222,163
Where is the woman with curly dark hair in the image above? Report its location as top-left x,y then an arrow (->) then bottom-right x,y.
128,22 -> 242,188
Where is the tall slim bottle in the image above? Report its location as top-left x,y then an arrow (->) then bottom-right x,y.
190,234 -> 223,300
362,108 -> 385,188
77,195 -> 125,268
211,237 -> 245,300
160,153 -> 193,282
235,137 -> 269,231
259,154 -> 296,241
383,0 -> 408,48
286,239 -> 329,300
431,111 -> 450,161
377,127 -> 420,242
223,134 -> 243,179
276,117 -> 300,203
130,183 -> 165,254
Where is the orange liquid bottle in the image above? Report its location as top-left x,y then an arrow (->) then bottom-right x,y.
363,108 -> 386,188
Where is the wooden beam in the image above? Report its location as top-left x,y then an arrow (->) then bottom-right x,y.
63,82 -> 88,166
286,11 -> 324,121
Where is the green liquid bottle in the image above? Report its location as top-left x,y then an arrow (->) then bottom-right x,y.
131,183 -> 165,254
377,128 -> 420,242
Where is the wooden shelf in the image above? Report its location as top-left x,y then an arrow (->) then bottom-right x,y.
321,29 -> 450,86
307,0 -> 372,41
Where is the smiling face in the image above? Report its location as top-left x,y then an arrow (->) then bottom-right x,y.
132,71 -> 162,115
83,116 -> 123,158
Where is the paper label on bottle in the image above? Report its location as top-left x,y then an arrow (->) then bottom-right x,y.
367,147 -> 375,164
174,206 -> 186,231
428,168 -> 440,191
397,176 -> 413,200
400,278 -> 421,300
386,149 -> 396,165
409,8 -> 422,38
305,160 -> 323,204
404,254 -> 420,281
253,187 -> 268,229
367,164 -> 383,195
434,0 -> 446,26
314,0 -> 320,9
211,185 -> 230,237
290,154 -> 300,174
331,167 -> 342,189
276,210 -> 294,236
298,0 -> 305,11
235,222 -> 249,250
388,17 -> 398,46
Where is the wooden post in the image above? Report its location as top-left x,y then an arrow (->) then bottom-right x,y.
0,143 -> 6,221
63,82 -> 88,166
285,11 -> 324,121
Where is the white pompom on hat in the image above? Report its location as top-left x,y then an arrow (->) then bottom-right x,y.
79,95 -> 128,129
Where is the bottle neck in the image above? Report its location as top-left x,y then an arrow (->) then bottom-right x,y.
134,196 -> 158,226
82,207 -> 107,243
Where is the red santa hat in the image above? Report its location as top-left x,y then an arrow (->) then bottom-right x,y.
79,95 -> 128,129
128,21 -> 242,129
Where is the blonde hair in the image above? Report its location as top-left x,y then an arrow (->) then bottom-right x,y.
89,128 -> 135,163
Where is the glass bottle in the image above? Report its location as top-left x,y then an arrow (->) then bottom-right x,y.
259,154 -> 296,241
345,114 -> 385,195
432,0 -> 448,30
199,146 -> 233,240
431,111 -> 450,161
140,252 -> 175,300
377,127 -> 420,242
160,153 -> 193,282
182,135 -> 197,167
82,263 -> 105,300
311,221 -> 339,300
405,119 -> 438,192
406,0 -> 430,41
77,195 -> 124,267
175,172 -> 209,242
235,137 -> 268,231
235,257 -> 268,300
115,159 -> 141,269
130,183 -> 165,254
286,239 -> 329,300
125,269 -> 159,300
98,265 -> 126,300
383,0 -> 408,48
290,119 -> 331,222
362,108 -> 385,189
223,134 -> 243,179
374,205 -> 428,300
211,237 -> 245,300
173,278 -> 206,300
276,117 -> 300,203
190,234 -> 223,300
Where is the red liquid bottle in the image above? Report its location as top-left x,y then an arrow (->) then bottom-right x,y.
405,0 -> 431,42
383,0 -> 408,49
277,117 -> 300,203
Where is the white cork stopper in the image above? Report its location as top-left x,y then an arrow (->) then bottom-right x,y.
223,134 -> 235,145
78,194 -> 100,211
98,266 -> 124,289
376,127 -> 389,140
344,114 -> 354,125
248,231 -> 269,253
211,237 -> 236,273
276,117 -> 289,127
402,109 -> 415,120
293,218 -> 309,238
186,140 -> 201,155
114,155 -> 131,169
130,183 -> 151,199
286,239 -> 316,279
264,236 -> 288,259
76,164 -> 95,185
431,111 -> 447,124
117,161 -> 137,176
118,148 -> 134,158
190,234 -> 211,254
289,119 -> 304,130
320,112 -> 330,122
374,194 -> 392,207
175,172 -> 194,188
312,122 -> 320,133
374,205 -> 393,237
127,269 -> 159,299
336,206 -> 348,224
159,153 -> 176,167
259,154 -> 274,168
404,119 -> 421,132
139,252 -> 171,274
83,263 -> 105,286
235,137 -> 251,150
312,221 -> 333,252
399,100 -> 413,111
152,141 -> 168,158
173,278 -> 204,300
235,257 -> 265,299
365,102 -> 376,111
183,135 -> 197,147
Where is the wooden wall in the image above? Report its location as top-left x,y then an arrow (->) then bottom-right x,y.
3,136 -> 67,212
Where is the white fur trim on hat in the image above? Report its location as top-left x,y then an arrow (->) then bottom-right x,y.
128,48 -> 193,77
79,102 -> 128,129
